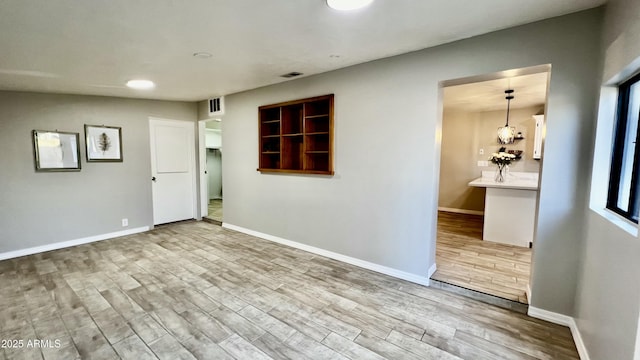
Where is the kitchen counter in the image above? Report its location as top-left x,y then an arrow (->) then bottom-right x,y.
468,171 -> 539,190
469,171 -> 539,248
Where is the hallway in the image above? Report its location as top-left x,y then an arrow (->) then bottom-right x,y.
205,199 -> 223,224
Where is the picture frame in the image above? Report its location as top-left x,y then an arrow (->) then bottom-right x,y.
85,125 -> 123,162
32,130 -> 81,172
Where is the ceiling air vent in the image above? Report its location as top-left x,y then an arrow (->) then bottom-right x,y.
208,96 -> 225,116
280,72 -> 303,78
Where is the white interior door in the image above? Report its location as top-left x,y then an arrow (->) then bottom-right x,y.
150,118 -> 196,225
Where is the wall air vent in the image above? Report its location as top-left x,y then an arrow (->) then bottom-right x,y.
280,72 -> 303,78
208,96 -> 225,116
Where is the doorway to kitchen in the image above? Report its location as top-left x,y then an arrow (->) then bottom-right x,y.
431,65 -> 550,305
201,119 -> 223,224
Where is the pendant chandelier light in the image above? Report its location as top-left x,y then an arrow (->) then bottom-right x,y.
497,89 -> 515,144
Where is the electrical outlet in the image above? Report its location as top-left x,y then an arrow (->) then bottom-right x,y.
477,161 -> 489,167
479,148 -> 484,155
122,218 -> 128,227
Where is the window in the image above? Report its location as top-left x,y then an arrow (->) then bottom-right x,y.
608,72 -> 640,223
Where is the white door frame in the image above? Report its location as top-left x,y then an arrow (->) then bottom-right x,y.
149,116 -> 198,224
198,121 -> 208,218
198,118 -> 223,220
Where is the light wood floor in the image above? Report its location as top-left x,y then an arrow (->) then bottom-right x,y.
205,199 -> 223,223
432,211 -> 532,303
0,221 -> 576,359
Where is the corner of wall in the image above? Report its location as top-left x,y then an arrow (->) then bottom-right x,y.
528,306 -> 590,360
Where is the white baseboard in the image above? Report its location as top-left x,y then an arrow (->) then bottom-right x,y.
528,306 -> 589,360
222,223 -> 431,287
569,320 -> 589,360
528,306 -> 573,326
427,262 -> 437,278
526,284 -> 532,304
437,207 -> 484,216
0,226 -> 150,261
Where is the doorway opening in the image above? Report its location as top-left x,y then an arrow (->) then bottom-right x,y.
432,65 -> 550,305
200,119 -> 223,224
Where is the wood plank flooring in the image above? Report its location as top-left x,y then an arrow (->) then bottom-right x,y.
0,221 -> 576,359
432,211 -> 532,303
205,199 -> 223,223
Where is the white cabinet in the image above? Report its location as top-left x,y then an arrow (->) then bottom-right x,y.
533,115 -> 544,159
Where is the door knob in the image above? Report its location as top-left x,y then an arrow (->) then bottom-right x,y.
151,176 -> 156,182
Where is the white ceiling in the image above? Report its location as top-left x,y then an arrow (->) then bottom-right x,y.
0,0 -> 605,102
444,72 -> 549,112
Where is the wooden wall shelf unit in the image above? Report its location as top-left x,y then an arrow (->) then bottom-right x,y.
258,94 -> 334,175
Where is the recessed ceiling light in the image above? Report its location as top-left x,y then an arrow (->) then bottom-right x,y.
326,0 -> 373,11
193,52 -> 213,59
126,79 -> 155,90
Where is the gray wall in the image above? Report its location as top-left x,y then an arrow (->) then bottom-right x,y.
526,10 -> 602,315
439,109 -> 486,212
573,0 -> 640,358
0,91 -> 197,252
223,7 -> 603,314
575,214 -> 639,359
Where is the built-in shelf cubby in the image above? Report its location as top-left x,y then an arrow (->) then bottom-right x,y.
258,94 -> 334,175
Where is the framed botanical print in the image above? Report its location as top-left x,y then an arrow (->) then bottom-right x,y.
85,125 -> 123,162
32,130 -> 81,171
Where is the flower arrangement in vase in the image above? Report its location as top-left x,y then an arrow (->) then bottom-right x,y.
489,148 -> 517,182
